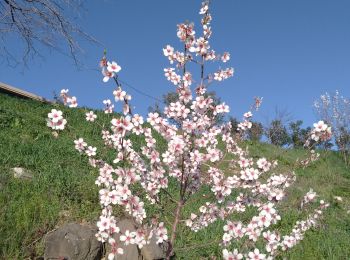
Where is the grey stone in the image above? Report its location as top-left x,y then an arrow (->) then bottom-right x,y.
44,223 -> 102,260
11,167 -> 33,180
106,218 -> 140,260
140,236 -> 168,260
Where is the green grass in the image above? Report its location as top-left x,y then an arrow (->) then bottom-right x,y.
0,92 -> 350,259
170,145 -> 350,259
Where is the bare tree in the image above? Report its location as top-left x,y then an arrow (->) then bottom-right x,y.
314,91 -> 350,164
0,0 -> 96,66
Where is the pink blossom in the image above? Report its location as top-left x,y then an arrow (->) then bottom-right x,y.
48,109 -> 63,123
68,96 -> 78,108
247,248 -> 266,260
85,146 -> 97,157
221,52 -> 230,63
120,230 -> 135,245
213,68 -> 234,81
107,61 -> 121,73
113,87 -> 126,101
47,109 -> 67,130
199,2 -> 209,14
86,111 -> 97,122
223,249 -> 243,260
102,68 -> 115,82
103,99 -> 114,114
155,222 -> 168,244
74,138 -> 87,152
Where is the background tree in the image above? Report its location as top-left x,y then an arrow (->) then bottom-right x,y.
266,119 -> 291,147
229,116 -> 240,136
289,120 -> 311,148
289,120 -> 303,148
336,127 -> 350,163
0,0 -> 96,66
247,121 -> 263,142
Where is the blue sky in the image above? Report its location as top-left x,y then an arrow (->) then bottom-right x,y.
1,0 -> 350,127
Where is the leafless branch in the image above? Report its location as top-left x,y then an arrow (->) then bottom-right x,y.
0,0 -> 98,67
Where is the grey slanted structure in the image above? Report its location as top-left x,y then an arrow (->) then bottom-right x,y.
0,82 -> 50,103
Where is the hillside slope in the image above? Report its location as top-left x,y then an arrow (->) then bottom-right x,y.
0,92 -> 350,259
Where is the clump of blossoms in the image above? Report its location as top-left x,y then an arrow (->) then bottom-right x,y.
60,89 -> 78,108
300,120 -> 332,168
47,109 -> 67,130
48,2 -> 332,259
47,89 -> 79,131
310,121 -> 332,143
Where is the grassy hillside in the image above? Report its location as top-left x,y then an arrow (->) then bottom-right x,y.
0,92 -> 349,259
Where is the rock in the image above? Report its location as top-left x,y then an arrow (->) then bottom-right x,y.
44,223 -> 102,260
106,218 -> 140,260
11,167 -> 33,180
140,236 -> 168,260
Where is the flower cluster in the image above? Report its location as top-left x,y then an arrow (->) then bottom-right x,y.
103,99 -> 114,114
47,109 -> 67,130
303,120 -> 332,150
163,45 -> 187,66
222,199 -> 329,259
310,121 -> 332,142
301,188 -> 317,206
60,89 -> 78,108
237,111 -> 253,131
280,200 -> 329,251
213,68 -> 234,81
101,59 -> 122,82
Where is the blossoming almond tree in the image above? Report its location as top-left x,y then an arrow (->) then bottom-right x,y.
47,1 -> 332,259
314,91 -> 350,164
